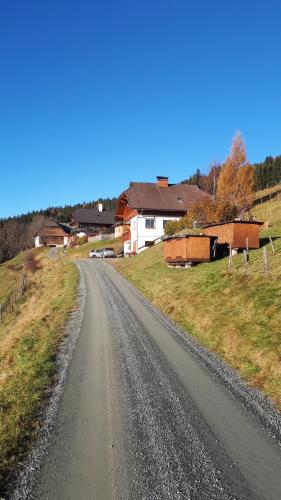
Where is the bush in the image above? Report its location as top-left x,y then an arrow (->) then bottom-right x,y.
24,251 -> 42,273
164,218 -> 191,236
78,235 -> 88,246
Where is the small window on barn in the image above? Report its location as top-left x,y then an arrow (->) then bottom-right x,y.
145,218 -> 155,229
145,240 -> 155,247
163,220 -> 169,228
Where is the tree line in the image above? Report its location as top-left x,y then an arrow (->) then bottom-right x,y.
181,152 -> 281,194
254,155 -> 281,190
0,197 -> 117,264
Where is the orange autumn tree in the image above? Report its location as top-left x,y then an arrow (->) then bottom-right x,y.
216,131 -> 255,215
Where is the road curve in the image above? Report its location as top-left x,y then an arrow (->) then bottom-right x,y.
32,259 -> 281,500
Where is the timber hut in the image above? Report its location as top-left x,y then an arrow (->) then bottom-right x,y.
35,220 -> 72,248
203,220 -> 263,249
164,234 -> 216,265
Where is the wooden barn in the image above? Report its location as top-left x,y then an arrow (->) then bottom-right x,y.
35,220 -> 72,248
203,220 -> 263,249
164,234 -> 216,264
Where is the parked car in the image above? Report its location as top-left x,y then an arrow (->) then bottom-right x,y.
101,247 -> 116,258
88,248 -> 103,258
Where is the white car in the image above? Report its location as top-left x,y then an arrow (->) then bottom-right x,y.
88,249 -> 102,258
101,247 -> 116,258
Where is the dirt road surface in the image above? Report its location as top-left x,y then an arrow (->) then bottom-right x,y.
32,259 -> 281,500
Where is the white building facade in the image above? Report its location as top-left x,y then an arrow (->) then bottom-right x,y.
125,214 -> 180,254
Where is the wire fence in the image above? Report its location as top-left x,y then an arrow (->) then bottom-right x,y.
227,237 -> 280,280
0,274 -> 28,322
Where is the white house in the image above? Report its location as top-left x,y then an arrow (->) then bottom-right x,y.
115,176 -> 210,254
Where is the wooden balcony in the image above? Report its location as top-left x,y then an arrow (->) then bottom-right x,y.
122,229 -> 131,242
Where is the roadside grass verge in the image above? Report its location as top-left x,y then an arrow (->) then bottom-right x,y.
0,251 -> 78,493
112,198 -> 281,409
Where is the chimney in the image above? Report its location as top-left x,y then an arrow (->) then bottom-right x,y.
98,203 -> 103,212
156,176 -> 169,187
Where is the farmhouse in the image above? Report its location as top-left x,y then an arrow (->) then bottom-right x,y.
35,220 -> 72,248
203,220 -> 263,249
71,203 -> 115,235
115,176 -> 210,254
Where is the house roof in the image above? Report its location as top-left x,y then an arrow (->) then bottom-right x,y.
39,220 -> 71,237
123,182 -> 210,212
72,208 -> 115,225
203,220 -> 264,228
164,233 -> 215,240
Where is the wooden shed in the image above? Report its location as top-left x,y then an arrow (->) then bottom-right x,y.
164,234 -> 216,264
203,220 -> 263,249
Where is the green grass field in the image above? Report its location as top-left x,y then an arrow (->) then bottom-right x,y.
113,197 -> 281,409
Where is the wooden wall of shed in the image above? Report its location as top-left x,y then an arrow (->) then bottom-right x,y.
233,223 -> 260,248
203,223 -> 261,249
203,224 -> 235,245
44,236 -> 64,246
164,236 -> 211,262
186,237 -> 210,261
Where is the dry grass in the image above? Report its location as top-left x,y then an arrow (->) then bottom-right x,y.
112,197 -> 281,409
0,250 -> 78,492
254,183 -> 281,201
0,253 -> 26,305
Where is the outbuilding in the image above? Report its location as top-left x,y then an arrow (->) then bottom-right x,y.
35,220 -> 72,248
203,220 -> 263,249
164,234 -> 216,264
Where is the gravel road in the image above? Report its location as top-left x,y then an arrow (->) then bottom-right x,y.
32,259 -> 281,500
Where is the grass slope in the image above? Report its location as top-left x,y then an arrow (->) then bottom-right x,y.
0,252 -> 30,305
113,197 -> 281,409
254,182 -> 281,201
0,250 -> 78,492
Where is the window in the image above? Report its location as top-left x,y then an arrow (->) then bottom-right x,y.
163,220 -> 169,228
145,218 -> 155,229
145,241 -> 155,247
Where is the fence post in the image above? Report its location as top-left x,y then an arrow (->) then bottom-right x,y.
243,250 -> 249,274
228,244 -> 232,272
263,246 -> 268,276
269,236 -> 275,254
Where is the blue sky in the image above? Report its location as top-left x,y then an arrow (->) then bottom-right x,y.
1,0 -> 281,217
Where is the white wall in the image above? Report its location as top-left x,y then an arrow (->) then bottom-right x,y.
89,233 -> 115,242
130,214 -> 180,253
124,240 -> 131,254
34,235 -> 41,248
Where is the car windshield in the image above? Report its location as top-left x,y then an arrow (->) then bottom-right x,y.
104,248 -> 114,251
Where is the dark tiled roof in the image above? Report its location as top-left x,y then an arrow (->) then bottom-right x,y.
72,208 -> 115,225
124,183 -> 210,211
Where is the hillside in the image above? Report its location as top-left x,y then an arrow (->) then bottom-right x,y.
0,249 -> 78,493
112,196 -> 281,409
